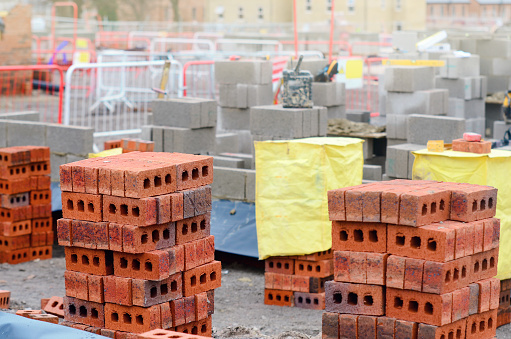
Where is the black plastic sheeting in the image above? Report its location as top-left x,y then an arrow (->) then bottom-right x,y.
0,311 -> 105,339
210,199 -> 258,258
51,184 -> 258,258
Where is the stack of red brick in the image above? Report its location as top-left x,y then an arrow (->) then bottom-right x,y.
498,278 -> 511,327
57,152 -> 221,337
264,251 -> 334,309
0,146 -> 53,264
323,180 -> 501,339
104,139 -> 154,153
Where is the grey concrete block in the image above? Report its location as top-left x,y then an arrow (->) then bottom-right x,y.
66,154 -> 86,163
318,107 -> 328,136
6,120 -> 47,147
486,75 -> 511,94
435,76 -> 481,100
465,118 -> 486,136
153,126 -> 164,152
216,133 -> 240,154
219,152 -> 253,169
448,98 -> 485,119
440,55 -> 480,79
312,82 -> 346,107
236,84 -> 248,108
245,169 -> 255,202
218,84 -> 237,107
247,84 -> 273,107
493,120 -> 511,139
219,107 -> 250,131
152,98 -> 216,129
392,31 -> 419,52
363,164 -> 382,181
220,129 -> 252,154
346,110 -> 370,123
476,39 -> 511,58
387,138 -> 407,146
386,114 -> 408,140
386,143 -> 424,179
215,60 -> 273,85
386,90 -> 448,115
46,124 -> 93,156
0,111 -> 39,122
0,121 -> 7,148
250,105 -> 304,139
384,66 -> 434,92
163,127 -> 216,154
140,125 -> 152,141
211,167 -> 253,200
327,105 -> 346,120
50,153 -> 67,182
213,155 -> 245,168
363,138 -> 373,160
407,115 -> 465,145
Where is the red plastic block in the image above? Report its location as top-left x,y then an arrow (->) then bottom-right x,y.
386,288 -> 452,326
176,213 -> 211,245
183,261 -> 221,297
331,221 -> 387,253
265,257 -> 295,275
64,247 -> 114,276
45,296 -> 65,318
122,222 -> 176,253
0,290 -> 10,309
417,318 -> 467,339
61,192 -> 103,222
466,309 -> 497,339
104,303 -> 161,333
294,292 -> 325,310
103,195 -> 157,226
264,289 -> 293,307
450,184 -> 497,222
132,273 -> 183,307
387,223 -> 456,262
399,188 -> 451,226
294,259 -> 333,278
325,281 -> 384,316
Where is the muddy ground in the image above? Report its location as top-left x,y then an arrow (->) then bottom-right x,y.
0,251 -> 509,338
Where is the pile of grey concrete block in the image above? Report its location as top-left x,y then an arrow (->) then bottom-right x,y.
0,112 -> 93,182
141,97 -> 217,155
435,54 -> 487,136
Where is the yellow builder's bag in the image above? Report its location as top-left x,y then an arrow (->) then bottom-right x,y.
255,137 -> 364,260
413,149 -> 511,279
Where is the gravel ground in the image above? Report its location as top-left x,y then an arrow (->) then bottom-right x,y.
0,253 -> 509,338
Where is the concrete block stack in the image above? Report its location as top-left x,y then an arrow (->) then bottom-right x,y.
435,55 -> 487,136
0,146 -> 53,264
57,151 -> 220,337
323,180 -> 501,339
474,39 -> 511,95
264,250 -> 334,309
312,82 -> 346,120
142,98 -> 217,155
498,278 -> 511,327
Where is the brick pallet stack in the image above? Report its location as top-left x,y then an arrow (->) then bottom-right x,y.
264,250 -> 334,309
0,146 -> 53,264
57,151 -> 221,337
323,180 -> 501,339
104,139 -> 155,153
498,278 -> 511,327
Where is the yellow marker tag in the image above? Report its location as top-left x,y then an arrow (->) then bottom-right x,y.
427,140 -> 445,152
383,59 -> 446,67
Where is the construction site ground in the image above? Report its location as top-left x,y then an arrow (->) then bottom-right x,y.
1,252 -> 510,338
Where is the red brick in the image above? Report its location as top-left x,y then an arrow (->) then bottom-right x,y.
122,222 -> 176,254
466,309 -> 497,339
176,213 -> 211,245
357,315 -> 376,339
422,256 -> 472,294
62,192 -> 103,222
301,249 -> 333,261
404,258 -> 424,292
339,314 -> 358,338
104,303 -> 161,333
344,185 -> 364,221
174,315 -> 212,337
30,189 -> 51,205
399,188 -> 451,226
490,278 -> 500,310
0,147 -> 31,166
37,175 -> 51,190
104,275 -> 132,306
386,288 -> 452,326
471,248 -> 499,283
291,275 -> 309,292
294,292 -> 325,310
265,257 -> 295,275
264,289 -> 293,307
294,259 -> 333,278
469,283 -> 480,315
348,252 -> 367,283
171,298 -> 186,327
0,290 -> 10,309
32,217 -> 51,233
183,261 -> 221,297
1,192 -> 30,208
322,312 -> 339,339
468,140 -> 492,154
108,223 -> 123,252
64,247 -> 114,276
113,249 -> 173,280
386,255 -> 405,289
45,296 -> 65,318
417,318 -> 467,339
103,195 -> 157,226
334,251 -> 387,285
0,177 -> 31,195
184,295 -> 196,323
160,302 -> 173,330
452,287 -> 470,322
64,270 -> 88,300
325,281 -> 384,316
88,275 -> 104,304
16,309 -> 43,318
331,221 -> 387,252
328,188 -> 347,221
29,246 -> 52,261
0,205 -> 32,222
394,319 -> 418,339
31,204 -> 51,219
132,273 -> 182,307
450,184 -> 497,222
195,292 -> 208,321
29,313 -> 59,324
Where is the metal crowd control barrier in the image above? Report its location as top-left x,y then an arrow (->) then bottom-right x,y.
63,60 -> 183,138
0,64 -> 64,123
215,39 -> 282,54
182,60 -> 216,99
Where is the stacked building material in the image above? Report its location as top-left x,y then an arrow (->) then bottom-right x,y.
0,146 -> 52,264
498,278 -> 511,327
264,250 -> 334,309
57,151 -> 220,337
104,139 -> 155,153
323,180 -> 500,339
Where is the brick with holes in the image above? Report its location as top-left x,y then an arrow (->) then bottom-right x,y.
131,273 -> 183,307
102,195 -> 157,226
0,290 -> 10,309
103,275 -> 132,306
32,217 -> 52,233
30,189 -> 51,205
466,309 -> 497,339
265,257 -> 295,275
16,309 -> 43,318
45,296 -> 65,318
325,281 -> 385,316
417,318 -> 467,339
398,188 -> 451,226
450,184 -> 497,222
331,221 -> 387,253
174,315 -> 212,337
386,288 -> 452,326
29,246 -> 52,260
294,292 -> 325,310
294,259 -> 333,278
29,313 -> 59,324
264,289 -> 294,307
0,220 -> 31,237
470,248 -> 499,283
0,205 -> 32,222
64,247 -> 114,276
421,255 -> 472,294
0,192 -> 29,208
104,302 -> 161,333
122,222 -> 175,254
183,261 -> 221,297
62,192 -> 103,222
0,177 -> 31,195
113,249 -> 173,281
176,213 -> 211,245
64,270 -> 89,300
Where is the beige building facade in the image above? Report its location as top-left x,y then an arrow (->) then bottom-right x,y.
205,0 -> 293,24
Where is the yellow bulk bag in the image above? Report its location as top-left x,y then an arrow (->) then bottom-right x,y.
413,149 -> 511,279
255,137 -> 364,260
